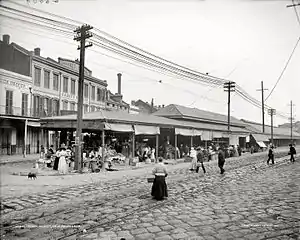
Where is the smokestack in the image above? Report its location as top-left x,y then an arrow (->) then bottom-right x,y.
34,48 -> 41,56
117,73 -> 122,94
3,35 -> 10,44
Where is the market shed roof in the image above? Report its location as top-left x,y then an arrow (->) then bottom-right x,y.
40,109 -> 249,134
153,104 -> 244,127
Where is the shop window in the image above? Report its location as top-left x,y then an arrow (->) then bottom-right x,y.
34,67 -> 41,86
44,70 -> 50,89
63,77 -> 68,93
84,104 -> 88,113
63,101 -> 68,110
97,88 -> 101,101
71,79 -> 76,95
53,73 -> 59,91
91,86 -> 95,100
70,102 -> 75,111
84,84 -> 88,98
22,93 -> 28,116
5,90 -> 13,115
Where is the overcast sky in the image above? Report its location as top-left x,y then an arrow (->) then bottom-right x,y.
1,0 -> 299,126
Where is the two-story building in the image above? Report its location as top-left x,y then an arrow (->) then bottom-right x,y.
0,34 -> 129,157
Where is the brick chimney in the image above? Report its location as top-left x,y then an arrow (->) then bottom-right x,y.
34,48 -> 41,56
3,35 -> 10,44
117,73 -> 122,94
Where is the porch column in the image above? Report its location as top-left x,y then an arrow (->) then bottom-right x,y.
190,136 -> 193,148
23,119 -> 28,158
102,130 -> 105,169
156,134 -> 159,161
132,132 -> 135,159
174,134 -> 177,160
40,128 -> 44,159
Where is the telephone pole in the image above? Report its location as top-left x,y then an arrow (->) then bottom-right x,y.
223,81 -> 236,132
268,108 -> 276,146
256,81 -> 268,133
288,101 -> 296,144
74,24 -> 93,171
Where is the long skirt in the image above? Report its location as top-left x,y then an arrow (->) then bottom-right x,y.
53,157 -> 59,170
58,157 -> 68,174
151,176 -> 168,200
190,158 -> 197,170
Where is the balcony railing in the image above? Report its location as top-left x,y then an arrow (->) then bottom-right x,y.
0,105 -> 60,118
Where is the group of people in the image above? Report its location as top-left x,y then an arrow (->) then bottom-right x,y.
267,144 -> 297,165
189,146 -> 227,174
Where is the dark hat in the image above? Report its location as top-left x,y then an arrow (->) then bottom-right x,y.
196,147 -> 201,151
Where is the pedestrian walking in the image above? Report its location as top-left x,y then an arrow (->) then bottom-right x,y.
189,147 -> 197,171
237,145 -> 242,156
196,147 -> 206,174
151,157 -> 168,201
289,144 -> 296,162
57,144 -> 69,174
218,147 -> 226,174
267,146 -> 275,165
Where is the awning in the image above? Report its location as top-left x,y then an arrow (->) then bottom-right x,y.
27,121 -> 40,127
213,132 -> 223,138
252,134 -> 269,142
201,131 -> 212,141
229,135 -> 239,145
193,129 -> 202,136
134,125 -> 160,135
104,123 -> 134,132
175,128 -> 194,136
257,141 -> 267,148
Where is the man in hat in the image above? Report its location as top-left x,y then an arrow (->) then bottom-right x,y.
289,144 -> 296,162
267,145 -> 275,165
196,147 -> 206,174
218,147 -> 226,174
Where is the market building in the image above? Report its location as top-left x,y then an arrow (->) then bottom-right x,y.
0,34 -> 129,156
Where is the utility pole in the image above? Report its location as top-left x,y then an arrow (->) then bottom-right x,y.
74,24 -> 93,171
223,81 -> 236,132
256,81 -> 268,133
268,108 -> 276,146
288,101 -> 296,144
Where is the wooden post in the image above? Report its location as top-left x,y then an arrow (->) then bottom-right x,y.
102,130 -> 105,169
156,134 -> 159,161
40,128 -> 44,159
174,134 -> 177,160
190,136 -> 193,148
23,119 -> 28,158
132,132 -> 135,159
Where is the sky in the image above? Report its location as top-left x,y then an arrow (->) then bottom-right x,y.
1,0 -> 300,126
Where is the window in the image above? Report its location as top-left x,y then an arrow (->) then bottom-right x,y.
71,79 -> 76,95
33,95 -> 40,117
70,102 -> 75,111
97,88 -> 101,101
34,67 -> 41,86
84,84 -> 88,98
43,98 -> 49,117
52,99 -> 59,116
63,77 -> 68,93
44,70 -> 50,89
53,73 -> 59,91
84,104 -> 88,113
6,90 -> 13,115
48,98 -> 52,116
91,86 -> 95,100
21,93 -> 28,116
63,101 -> 68,110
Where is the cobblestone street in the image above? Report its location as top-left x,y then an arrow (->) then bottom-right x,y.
1,151 -> 299,240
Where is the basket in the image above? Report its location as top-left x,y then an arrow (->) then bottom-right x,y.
147,177 -> 154,183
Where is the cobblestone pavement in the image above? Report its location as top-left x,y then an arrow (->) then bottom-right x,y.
1,151 -> 299,240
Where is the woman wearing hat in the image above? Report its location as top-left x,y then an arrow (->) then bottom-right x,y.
189,147 -> 197,171
151,157 -> 168,200
57,143 -> 69,174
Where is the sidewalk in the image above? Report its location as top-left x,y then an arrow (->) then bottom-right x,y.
0,154 -> 40,165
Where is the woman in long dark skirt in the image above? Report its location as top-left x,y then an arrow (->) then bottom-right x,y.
151,157 -> 168,200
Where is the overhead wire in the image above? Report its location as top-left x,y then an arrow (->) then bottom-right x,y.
0,2 -> 290,119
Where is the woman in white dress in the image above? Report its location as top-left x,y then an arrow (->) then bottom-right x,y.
58,145 -> 68,174
190,147 -> 197,171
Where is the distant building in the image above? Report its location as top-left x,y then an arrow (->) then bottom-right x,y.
279,121 -> 300,134
0,34 -> 129,156
130,99 -> 165,114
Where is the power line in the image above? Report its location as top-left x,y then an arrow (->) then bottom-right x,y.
264,36 -> 300,102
